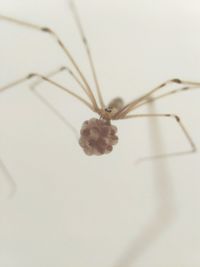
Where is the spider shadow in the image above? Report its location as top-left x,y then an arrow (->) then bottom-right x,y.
113,102 -> 176,267
0,86 -> 79,199
0,86 -> 175,265
29,87 -> 79,141
31,90 -> 176,266
0,156 -> 16,198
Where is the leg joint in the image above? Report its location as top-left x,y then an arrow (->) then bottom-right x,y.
165,113 -> 180,122
174,115 -> 180,122
171,78 -> 182,83
41,27 -> 52,33
27,73 -> 37,79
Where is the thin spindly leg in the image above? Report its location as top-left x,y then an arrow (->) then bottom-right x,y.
0,14 -> 98,110
30,65 -> 88,98
28,67 -> 80,137
30,66 -> 67,90
122,113 -> 197,162
133,85 -> 200,110
0,73 -> 95,112
114,79 -> 200,118
69,0 -> 105,108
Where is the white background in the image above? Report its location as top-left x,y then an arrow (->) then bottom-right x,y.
0,0 -> 200,266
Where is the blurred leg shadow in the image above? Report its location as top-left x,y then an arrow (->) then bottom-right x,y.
0,83 -> 176,265
113,101 -> 176,267
0,156 -> 16,198
0,86 -> 79,199
30,88 -> 79,141
30,90 -> 176,266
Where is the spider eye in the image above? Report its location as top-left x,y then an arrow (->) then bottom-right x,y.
105,107 -> 112,113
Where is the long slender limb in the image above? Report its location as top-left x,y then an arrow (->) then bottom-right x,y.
30,66 -> 67,90
114,79 -> 200,119
0,73 -> 95,111
69,0 -> 105,108
133,85 -> 200,110
0,14 -> 98,110
30,65 -> 92,103
121,113 -> 197,162
29,67 -> 87,137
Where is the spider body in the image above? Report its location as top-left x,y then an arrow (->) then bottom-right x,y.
95,97 -> 124,120
0,1 -> 199,161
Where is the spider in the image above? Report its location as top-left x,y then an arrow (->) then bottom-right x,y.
0,0 -> 199,159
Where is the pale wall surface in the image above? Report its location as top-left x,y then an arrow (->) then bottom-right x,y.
0,0 -> 200,266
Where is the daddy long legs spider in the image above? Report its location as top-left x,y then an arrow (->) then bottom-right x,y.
0,0 -> 200,160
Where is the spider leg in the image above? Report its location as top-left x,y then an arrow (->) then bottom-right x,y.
69,0 -> 105,108
28,66 -> 85,136
114,79 -> 200,118
0,73 -> 95,112
0,14 -> 98,110
121,113 -> 197,162
30,65 -> 91,101
30,66 -> 68,90
133,84 -> 200,110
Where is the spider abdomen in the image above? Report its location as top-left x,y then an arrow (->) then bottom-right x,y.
79,118 -> 118,156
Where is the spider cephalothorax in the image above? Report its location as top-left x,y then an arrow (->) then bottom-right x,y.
98,97 -> 125,120
79,118 -> 118,155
